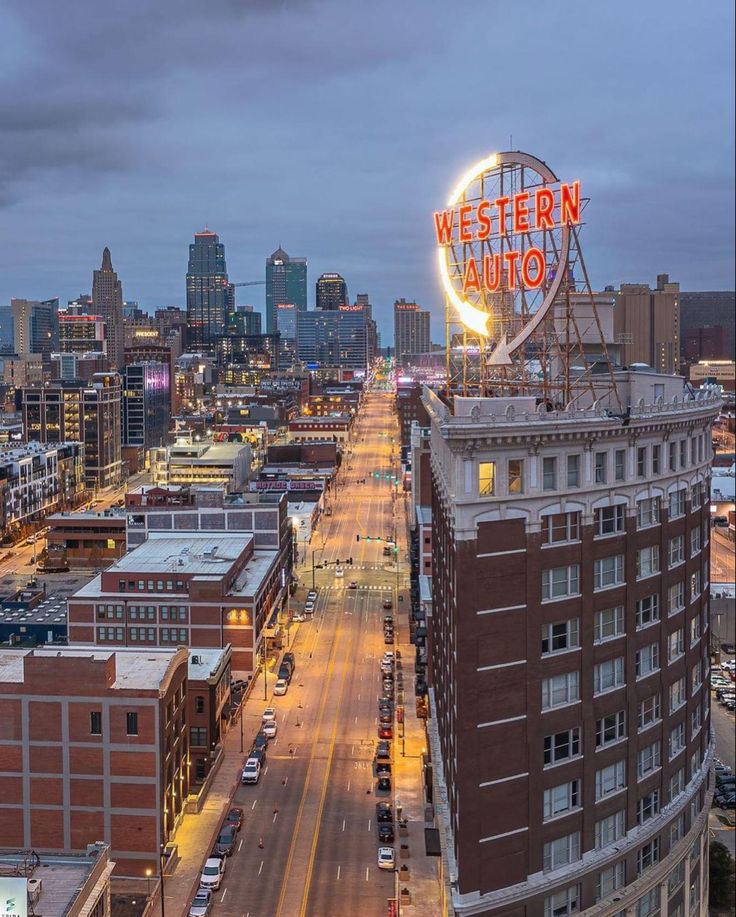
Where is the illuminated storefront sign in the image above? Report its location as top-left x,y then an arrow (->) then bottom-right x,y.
433,151 -> 582,345
0,880 -> 27,917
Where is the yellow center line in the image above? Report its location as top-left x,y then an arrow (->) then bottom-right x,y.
274,602 -> 344,917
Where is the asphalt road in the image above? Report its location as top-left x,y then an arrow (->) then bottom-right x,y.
213,390 -> 403,917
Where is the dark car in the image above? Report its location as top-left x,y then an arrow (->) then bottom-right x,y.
376,802 -> 393,822
278,664 -> 292,682
253,731 -> 269,750
382,670 -> 394,682
377,776 -> 392,792
378,702 -> 393,715
378,822 -> 395,842
379,711 -> 393,725
375,740 -> 391,761
383,600 -> 393,610
715,792 -> 736,809
250,746 -> 267,767
213,824 -> 237,856
716,775 -> 736,790
376,761 -> 391,776
384,634 -> 394,645
383,616 -> 393,626
225,807 -> 243,831
378,724 -> 393,739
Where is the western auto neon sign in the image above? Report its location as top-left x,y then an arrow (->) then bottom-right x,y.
433,151 -> 582,348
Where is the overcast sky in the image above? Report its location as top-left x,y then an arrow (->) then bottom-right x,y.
1,0 -> 733,342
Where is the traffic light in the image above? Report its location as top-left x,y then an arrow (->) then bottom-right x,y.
356,534 -> 360,542
349,557 -> 353,565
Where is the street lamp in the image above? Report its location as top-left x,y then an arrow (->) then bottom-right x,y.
159,844 -> 166,917
145,868 -> 152,899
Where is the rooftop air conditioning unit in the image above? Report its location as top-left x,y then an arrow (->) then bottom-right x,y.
27,878 -> 42,903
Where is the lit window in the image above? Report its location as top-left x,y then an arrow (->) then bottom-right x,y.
479,461 -> 495,496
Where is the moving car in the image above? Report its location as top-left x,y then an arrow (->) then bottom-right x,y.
304,601 -> 315,615
214,824 -> 237,856
225,807 -> 243,831
377,846 -> 396,870
188,889 -> 212,917
292,613 -> 306,622
383,616 -> 393,626
199,857 -> 226,890
274,678 -> 288,696
307,590 -> 318,601
262,707 -> 276,723
241,757 -> 262,785
348,581 -> 358,589
263,720 -> 278,739
335,567 -> 344,578
383,599 -> 393,610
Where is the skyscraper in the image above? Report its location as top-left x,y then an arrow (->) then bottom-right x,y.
92,248 -> 124,369
186,229 -> 229,353
58,313 -> 107,354
316,273 -> 348,311
266,247 -> 307,333
11,298 -> 59,355
613,274 -> 680,374
394,299 -> 431,366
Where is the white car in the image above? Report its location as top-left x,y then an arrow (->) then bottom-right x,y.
200,857 -> 226,890
263,720 -> 278,738
293,613 -> 306,622
377,846 -> 395,870
241,757 -> 261,784
307,590 -> 318,601
273,678 -> 288,696
335,567 -> 344,578
262,707 -> 276,723
188,889 -> 212,917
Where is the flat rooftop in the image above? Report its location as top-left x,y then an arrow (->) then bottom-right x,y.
0,596 -> 67,626
0,850 -> 108,917
189,646 -> 231,680
101,532 -> 254,575
0,646 -> 181,689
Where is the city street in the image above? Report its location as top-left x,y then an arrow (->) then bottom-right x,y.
209,391 -> 412,917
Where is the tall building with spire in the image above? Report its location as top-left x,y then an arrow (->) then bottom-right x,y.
186,229 -> 229,353
92,248 -> 124,369
266,246 -> 307,333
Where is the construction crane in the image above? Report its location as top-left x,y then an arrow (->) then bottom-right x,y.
232,280 -> 266,287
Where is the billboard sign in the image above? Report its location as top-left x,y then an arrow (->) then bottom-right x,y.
0,880 -> 27,917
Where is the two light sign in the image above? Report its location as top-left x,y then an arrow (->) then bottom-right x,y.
433,151 -> 583,357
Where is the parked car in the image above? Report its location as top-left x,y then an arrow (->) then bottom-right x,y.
379,711 -> 393,725
199,857 -> 226,890
225,807 -> 243,831
304,601 -> 315,614
241,757 -> 262,785
376,802 -> 393,822
384,634 -> 394,645
307,590 -> 318,602
377,776 -> 392,792
188,888 -> 212,917
278,664 -> 292,682
376,761 -> 391,776
378,822 -> 395,843
253,731 -> 269,751
263,720 -> 278,739
293,613 -> 306,622
378,724 -> 393,739
377,846 -> 396,870
274,678 -> 288,696
715,791 -> 736,809
262,707 -> 276,723
214,824 -> 237,856
375,741 -> 391,762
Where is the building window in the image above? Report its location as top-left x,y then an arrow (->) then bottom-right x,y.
543,457 -> 557,492
195,695 -> 205,714
636,884 -> 660,915
667,629 -> 685,663
636,594 -> 660,629
90,711 -> 102,735
594,606 -> 625,643
636,545 -> 660,579
541,565 -> 580,601
691,705 -> 702,737
595,809 -> 626,849
668,581 -> 685,616
594,657 -> 625,694
691,657 -> 703,691
690,527 -> 701,557
670,767 -> 686,801
541,619 -> 580,655
637,742 -> 661,779
594,555 -> 625,590
126,712 -> 138,736
679,439 -> 687,468
669,722 -> 686,760
594,452 -> 607,484
614,449 -> 626,481
652,445 -> 661,474
566,454 -> 580,488
542,512 -> 580,545
669,677 -> 686,713
669,489 -> 685,519
636,497 -> 660,529
543,780 -> 580,820
543,885 -> 580,917
670,813 -> 685,846
668,535 -> 685,568
638,694 -> 661,731
595,760 -> 626,800
636,643 -> 660,679
119,579 -> 126,592
597,862 -> 625,900
596,710 -> 626,748
541,672 -> 579,710
508,459 -> 523,494
543,832 -> 580,872
190,726 -> 207,746
636,447 -> 647,478
593,503 -> 625,537
669,442 -> 677,472
479,461 -> 496,496
544,728 -> 581,766
689,570 -> 701,601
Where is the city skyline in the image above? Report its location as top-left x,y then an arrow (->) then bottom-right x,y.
0,0 -> 733,344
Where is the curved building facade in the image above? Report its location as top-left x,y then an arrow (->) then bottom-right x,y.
423,373 -> 720,917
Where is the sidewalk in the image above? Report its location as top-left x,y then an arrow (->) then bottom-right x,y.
151,658 -> 281,916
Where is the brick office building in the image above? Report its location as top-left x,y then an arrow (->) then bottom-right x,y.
0,646 -> 188,877
67,531 -> 282,674
422,373 -> 720,916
